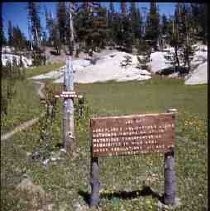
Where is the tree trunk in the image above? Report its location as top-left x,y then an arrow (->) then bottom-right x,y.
174,44 -> 180,69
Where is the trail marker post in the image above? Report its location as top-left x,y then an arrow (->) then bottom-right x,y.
89,110 -> 177,207
55,57 -> 83,152
63,57 -> 74,151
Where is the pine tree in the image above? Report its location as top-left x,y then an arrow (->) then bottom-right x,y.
8,20 -> 13,46
107,2 -> 115,46
52,23 -> 61,55
108,3 -> 127,48
28,2 -> 42,49
28,3 -> 46,65
190,3 -> 207,43
93,4 -> 108,50
121,15 -> 134,53
180,4 -> 195,72
1,15 -> 7,46
12,25 -> 27,51
118,2 -> 136,53
90,4 -> 108,52
74,3 -> 91,51
57,2 -> 67,45
199,4 -> 207,43
168,4 -> 182,69
158,14 -> 169,50
130,2 -> 141,40
45,9 -> 55,46
109,2 -> 114,21
45,9 -> 61,55
1,30 -> 7,45
110,12 -> 122,46
121,2 -> 127,16
74,2 -> 108,54
145,2 -> 160,50
136,8 -> 142,38
129,2 -> 142,53
161,14 -> 168,36
41,31 -> 47,47
167,3 -> 195,73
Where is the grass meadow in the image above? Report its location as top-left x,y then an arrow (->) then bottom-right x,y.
1,74 -> 207,210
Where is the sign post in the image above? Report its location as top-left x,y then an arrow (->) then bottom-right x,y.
63,57 -> 75,151
163,108 -> 177,205
55,58 -> 83,152
89,111 -> 177,207
163,148 -> 176,205
90,157 -> 100,207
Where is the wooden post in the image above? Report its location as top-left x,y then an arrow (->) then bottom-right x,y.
68,2 -> 74,56
90,157 -> 100,207
163,148 -> 176,205
163,108 -> 177,205
63,57 -> 75,151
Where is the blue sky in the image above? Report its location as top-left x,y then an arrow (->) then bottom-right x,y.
2,2 -> 175,39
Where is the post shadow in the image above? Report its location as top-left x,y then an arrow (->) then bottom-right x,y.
78,185 -> 163,206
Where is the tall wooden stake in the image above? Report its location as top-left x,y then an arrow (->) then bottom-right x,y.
90,157 -> 100,207
63,57 -> 75,151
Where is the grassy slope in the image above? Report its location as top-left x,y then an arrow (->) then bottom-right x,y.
1,76 -> 207,211
1,79 -> 42,134
1,63 -> 64,134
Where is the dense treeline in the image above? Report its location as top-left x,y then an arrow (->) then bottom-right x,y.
1,3 -> 207,125
2,2 -> 207,65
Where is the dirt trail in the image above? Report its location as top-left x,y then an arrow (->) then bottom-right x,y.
1,116 -> 43,141
1,80 -> 45,141
34,80 -> 45,99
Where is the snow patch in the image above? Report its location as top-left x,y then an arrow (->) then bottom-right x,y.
150,51 -> 173,73
29,44 -> 207,85
150,44 -> 207,84
185,62 -> 207,85
2,46 -> 15,53
33,51 -> 152,84
1,53 -> 32,68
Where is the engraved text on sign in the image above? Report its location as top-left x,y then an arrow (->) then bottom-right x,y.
90,113 -> 175,157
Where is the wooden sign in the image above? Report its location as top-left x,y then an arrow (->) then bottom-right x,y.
89,111 -> 177,208
90,113 -> 175,157
55,91 -> 83,99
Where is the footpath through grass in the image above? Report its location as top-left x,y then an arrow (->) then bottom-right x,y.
1,63 -> 64,134
1,79 -> 41,134
25,62 -> 64,78
1,77 -> 207,211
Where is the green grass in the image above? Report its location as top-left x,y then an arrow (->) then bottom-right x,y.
1,77 -> 207,211
1,62 -> 64,134
75,76 -> 207,117
25,62 -> 64,78
1,79 -> 42,134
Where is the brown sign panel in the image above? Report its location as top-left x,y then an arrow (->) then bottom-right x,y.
90,113 -> 175,157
